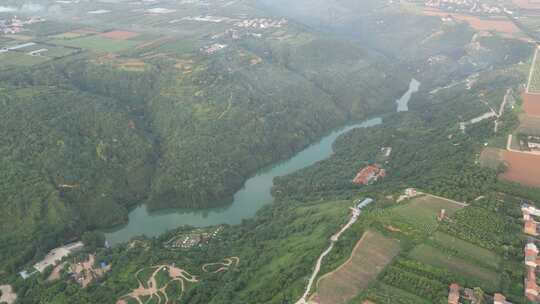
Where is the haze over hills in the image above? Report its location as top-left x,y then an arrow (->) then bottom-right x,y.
1,0 -> 540,303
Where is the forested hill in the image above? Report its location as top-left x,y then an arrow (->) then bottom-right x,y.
0,30 -> 409,272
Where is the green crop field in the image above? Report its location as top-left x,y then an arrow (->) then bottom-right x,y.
50,35 -> 140,53
408,244 -> 499,290
429,232 -> 501,269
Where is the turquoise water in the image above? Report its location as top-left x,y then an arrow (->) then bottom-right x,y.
105,117 -> 382,244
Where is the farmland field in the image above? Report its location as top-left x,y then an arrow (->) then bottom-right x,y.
377,195 -> 465,236
100,30 -> 140,40
408,244 -> 499,290
429,232 -> 501,269
50,35 -> 140,53
501,150 -> 540,187
0,52 -> 49,67
523,93 -> 540,116
312,230 -> 400,304
422,10 -> 520,34
518,114 -> 540,135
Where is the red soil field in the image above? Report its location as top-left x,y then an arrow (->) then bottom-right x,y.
501,151 -> 540,187
423,10 -> 520,34
100,30 -> 139,40
523,93 -> 540,117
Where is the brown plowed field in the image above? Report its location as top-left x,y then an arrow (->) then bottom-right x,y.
422,10 -> 520,34
501,150 -> 540,187
310,230 -> 400,304
100,30 -> 139,40
523,93 -> 540,117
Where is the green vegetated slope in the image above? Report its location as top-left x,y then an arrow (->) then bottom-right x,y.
0,25 -> 408,273
0,82 -> 155,273
10,54 -> 534,303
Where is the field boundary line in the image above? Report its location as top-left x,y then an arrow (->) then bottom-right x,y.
419,193 -> 469,207
313,231 -> 371,293
507,134 -> 540,156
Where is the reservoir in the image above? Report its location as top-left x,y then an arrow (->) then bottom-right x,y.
105,117 -> 382,244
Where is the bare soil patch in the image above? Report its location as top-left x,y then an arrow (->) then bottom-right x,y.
310,230 -> 400,304
523,93 -> 540,117
100,30 -> 139,40
0,285 -> 16,304
501,150 -> 540,187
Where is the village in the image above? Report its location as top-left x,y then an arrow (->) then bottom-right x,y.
0,16 -> 44,35
424,0 -> 507,15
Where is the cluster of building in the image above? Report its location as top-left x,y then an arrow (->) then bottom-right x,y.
0,16 -> 44,35
447,283 -> 511,303
526,136 -> 540,153
522,204 -> 540,301
201,43 -> 227,54
165,226 -> 223,249
352,164 -> 386,185
69,254 -> 110,288
424,0 -> 505,15
234,18 -> 287,29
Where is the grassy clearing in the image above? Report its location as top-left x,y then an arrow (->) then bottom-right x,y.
313,230 -> 400,304
377,195 -> 464,236
479,147 -> 504,170
50,35 -> 140,53
0,52 -> 49,68
408,244 -> 499,290
429,232 -> 500,269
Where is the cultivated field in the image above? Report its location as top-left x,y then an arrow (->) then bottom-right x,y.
51,35 -> 140,53
422,10 -> 520,34
377,195 -> 465,236
408,244 -> 499,290
518,114 -> 540,135
311,230 -> 400,304
523,93 -> 540,116
430,232 -> 501,269
100,30 -> 140,40
501,150 -> 540,187
0,52 -> 49,67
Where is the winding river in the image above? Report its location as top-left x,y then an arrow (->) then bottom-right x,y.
105,79 -> 420,245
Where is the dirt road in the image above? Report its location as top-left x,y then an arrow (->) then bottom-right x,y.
296,207 -> 362,304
